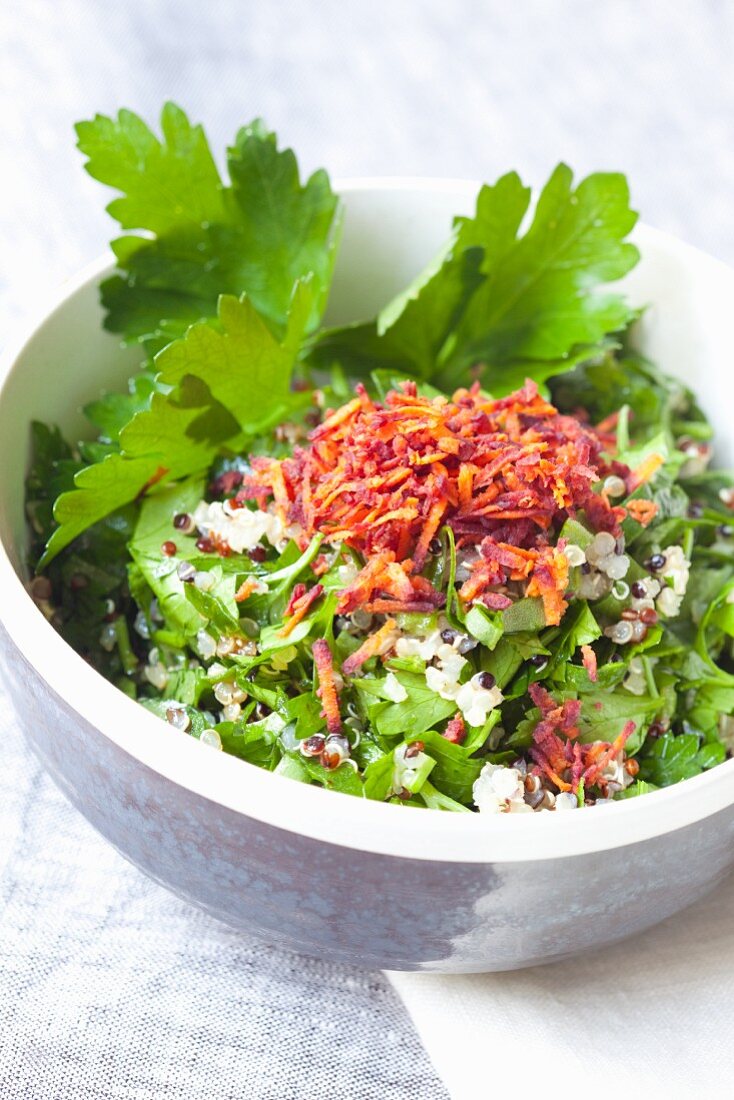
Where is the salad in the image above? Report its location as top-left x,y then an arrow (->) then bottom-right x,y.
26,103 -> 734,814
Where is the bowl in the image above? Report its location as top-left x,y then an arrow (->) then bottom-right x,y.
1,180 -> 734,973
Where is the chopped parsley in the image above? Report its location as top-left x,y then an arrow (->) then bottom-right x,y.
26,103 -> 734,813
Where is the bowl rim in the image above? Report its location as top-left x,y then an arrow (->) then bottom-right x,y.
1,176 -> 734,866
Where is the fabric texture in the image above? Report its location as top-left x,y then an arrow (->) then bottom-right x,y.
0,707 -> 446,1099
2,1 -> 734,1096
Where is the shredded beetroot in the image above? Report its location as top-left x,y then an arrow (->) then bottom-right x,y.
312,639 -> 342,734
527,682 -> 635,795
241,380 -> 628,621
278,583 -> 324,637
460,542 -> 570,625
311,553 -> 331,577
528,682 -> 582,790
581,722 -> 636,789
443,715 -> 466,744
284,583 -> 307,616
209,468 -> 245,498
136,464 -> 169,501
480,592 -> 513,611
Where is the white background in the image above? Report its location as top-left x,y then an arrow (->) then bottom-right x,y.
3,0 -> 734,333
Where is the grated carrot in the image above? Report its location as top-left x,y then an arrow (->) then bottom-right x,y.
580,644 -> 598,682
626,498 -> 658,526
341,618 -> 399,676
629,452 -> 664,491
312,639 -> 342,734
278,583 -> 324,637
413,498 -> 448,571
234,578 -> 260,603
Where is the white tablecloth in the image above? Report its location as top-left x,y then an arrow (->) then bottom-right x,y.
390,872 -> 734,1098
0,698 -> 445,1098
2,1 -> 734,1094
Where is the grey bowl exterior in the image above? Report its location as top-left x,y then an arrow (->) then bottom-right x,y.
2,623 -> 734,972
1,182 -> 734,972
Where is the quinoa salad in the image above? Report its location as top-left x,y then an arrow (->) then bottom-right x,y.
26,104 -> 734,814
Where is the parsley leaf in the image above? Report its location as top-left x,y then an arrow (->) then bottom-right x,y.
225,122 -> 342,334
26,422 -> 80,551
84,371 -> 159,444
543,601 -> 601,678
638,731 -> 726,786
576,690 -> 659,751
39,292 -> 307,567
78,104 -> 341,353
76,103 -> 226,235
128,477 -> 209,636
418,729 -> 484,803
312,165 -> 638,395
615,780 -> 658,800
155,283 -> 312,430
446,166 -> 638,380
373,671 -> 457,737
550,349 -> 711,446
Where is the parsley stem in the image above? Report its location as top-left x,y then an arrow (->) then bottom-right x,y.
268,534 -> 324,590
642,656 -> 659,698
420,780 -> 472,813
682,526 -> 694,560
440,524 -> 462,630
576,778 -> 585,807
114,615 -> 139,674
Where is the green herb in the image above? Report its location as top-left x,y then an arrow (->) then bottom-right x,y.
39,290 -> 312,567
638,732 -> 726,786
314,165 -> 638,395
26,104 -> 734,815
373,671 -> 458,738
78,104 -> 341,352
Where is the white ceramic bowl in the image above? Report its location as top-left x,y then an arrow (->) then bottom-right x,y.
1,180 -> 733,972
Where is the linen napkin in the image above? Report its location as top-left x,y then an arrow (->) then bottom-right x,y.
0,695 -> 447,1099
389,873 -> 734,1098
